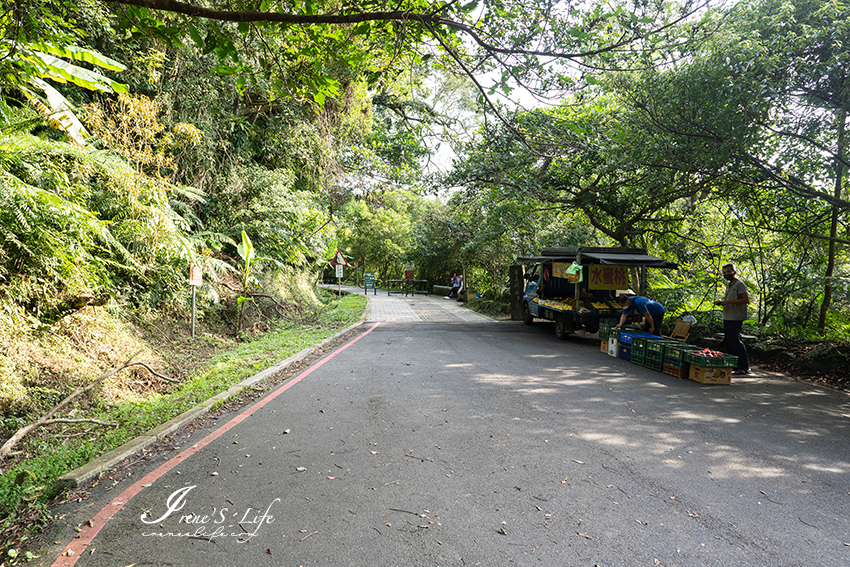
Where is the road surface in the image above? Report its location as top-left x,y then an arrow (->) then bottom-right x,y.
43,289 -> 850,566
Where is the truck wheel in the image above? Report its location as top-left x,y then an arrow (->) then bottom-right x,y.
522,302 -> 534,325
555,317 -> 570,340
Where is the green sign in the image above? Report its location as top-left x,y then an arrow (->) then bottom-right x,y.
364,273 -> 375,288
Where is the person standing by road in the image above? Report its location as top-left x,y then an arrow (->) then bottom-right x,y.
714,263 -> 751,375
614,294 -> 665,336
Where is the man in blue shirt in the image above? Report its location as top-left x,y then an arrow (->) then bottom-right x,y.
614,295 -> 665,336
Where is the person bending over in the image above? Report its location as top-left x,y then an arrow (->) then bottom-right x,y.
614,294 -> 665,336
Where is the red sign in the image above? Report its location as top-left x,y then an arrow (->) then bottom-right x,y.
189,264 -> 203,287
331,250 -> 348,266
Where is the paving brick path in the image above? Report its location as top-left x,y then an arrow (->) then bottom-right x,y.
331,285 -> 492,322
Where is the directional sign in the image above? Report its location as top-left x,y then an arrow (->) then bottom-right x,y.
331,250 -> 348,266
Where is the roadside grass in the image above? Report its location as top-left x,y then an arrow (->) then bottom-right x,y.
0,291 -> 365,547
464,297 -> 511,319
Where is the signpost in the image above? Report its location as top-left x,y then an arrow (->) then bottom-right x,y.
364,272 -> 376,295
330,249 -> 348,294
189,264 -> 203,338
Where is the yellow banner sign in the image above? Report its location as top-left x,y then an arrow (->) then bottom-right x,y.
588,265 -> 629,290
552,262 -> 569,279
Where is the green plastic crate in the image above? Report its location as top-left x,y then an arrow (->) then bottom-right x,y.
632,335 -> 662,349
645,359 -> 663,371
646,350 -> 663,362
664,344 -> 700,361
631,352 -> 645,365
686,352 -> 738,367
647,339 -> 681,354
663,356 -> 687,368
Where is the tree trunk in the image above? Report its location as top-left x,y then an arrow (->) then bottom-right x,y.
817,106 -> 846,331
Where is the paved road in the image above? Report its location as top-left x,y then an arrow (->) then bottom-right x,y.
44,290 -> 850,566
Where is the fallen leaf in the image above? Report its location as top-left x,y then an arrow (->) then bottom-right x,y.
266,549 -> 272,555
577,532 -> 592,539
561,476 -> 569,483
327,476 -> 336,480
296,467 -> 307,472
497,527 -> 507,535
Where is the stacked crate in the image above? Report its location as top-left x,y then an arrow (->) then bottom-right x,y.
618,332 -> 659,364
685,352 -> 738,384
663,343 -> 700,378
629,335 -> 654,367
599,322 -> 614,353
642,339 -> 678,372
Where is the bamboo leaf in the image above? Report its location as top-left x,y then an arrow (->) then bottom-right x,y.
32,43 -> 126,72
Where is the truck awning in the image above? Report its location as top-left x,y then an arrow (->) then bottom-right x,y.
516,250 -> 677,269
580,252 -> 675,268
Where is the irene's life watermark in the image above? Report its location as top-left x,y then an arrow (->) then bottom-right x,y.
140,485 -> 280,541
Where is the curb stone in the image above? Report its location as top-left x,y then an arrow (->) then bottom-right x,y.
54,306 -> 366,492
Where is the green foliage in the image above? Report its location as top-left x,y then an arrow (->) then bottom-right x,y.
0,131 -> 216,317
0,289 -> 365,530
337,191 -> 427,282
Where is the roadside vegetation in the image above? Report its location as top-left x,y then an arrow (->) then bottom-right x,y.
0,289 -> 364,551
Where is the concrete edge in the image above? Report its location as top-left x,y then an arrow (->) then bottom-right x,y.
54,307 -> 367,491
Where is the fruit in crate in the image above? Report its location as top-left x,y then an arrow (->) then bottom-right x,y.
696,348 -> 724,357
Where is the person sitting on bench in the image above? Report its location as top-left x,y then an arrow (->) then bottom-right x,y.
445,273 -> 460,299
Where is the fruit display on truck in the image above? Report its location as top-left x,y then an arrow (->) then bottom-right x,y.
518,247 -> 677,339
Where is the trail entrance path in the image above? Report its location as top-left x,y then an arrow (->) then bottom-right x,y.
42,290 -> 850,566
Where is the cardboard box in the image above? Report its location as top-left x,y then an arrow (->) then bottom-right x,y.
607,338 -> 619,357
689,364 -> 732,385
600,339 -> 608,353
